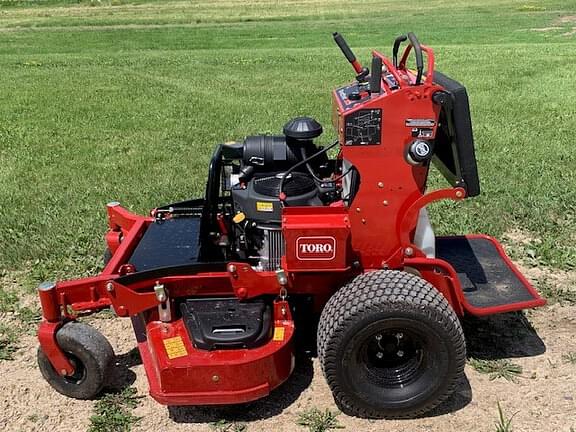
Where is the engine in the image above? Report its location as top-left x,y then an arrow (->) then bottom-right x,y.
224,117 -> 341,270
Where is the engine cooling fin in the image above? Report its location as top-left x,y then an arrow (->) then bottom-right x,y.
253,172 -> 316,197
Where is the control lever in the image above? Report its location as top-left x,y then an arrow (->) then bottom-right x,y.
332,32 -> 367,77
407,32 -> 424,86
370,56 -> 382,94
392,32 -> 424,86
392,34 -> 407,68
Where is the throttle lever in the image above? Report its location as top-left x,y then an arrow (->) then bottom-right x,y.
333,32 -> 364,75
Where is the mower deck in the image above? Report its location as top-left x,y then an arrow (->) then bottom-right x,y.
131,310 -> 295,405
436,235 -> 545,314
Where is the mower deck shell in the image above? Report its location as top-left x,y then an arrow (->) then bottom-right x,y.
135,310 -> 295,405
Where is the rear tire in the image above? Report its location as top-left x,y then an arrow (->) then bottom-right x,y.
317,270 -> 466,419
38,321 -> 114,399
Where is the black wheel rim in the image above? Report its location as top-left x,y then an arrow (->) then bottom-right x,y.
62,354 -> 87,385
358,327 -> 425,389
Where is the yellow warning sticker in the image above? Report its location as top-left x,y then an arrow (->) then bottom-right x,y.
256,201 -> 274,212
163,336 -> 188,359
273,327 -> 285,342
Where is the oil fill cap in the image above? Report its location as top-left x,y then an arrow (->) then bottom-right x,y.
233,212 -> 246,224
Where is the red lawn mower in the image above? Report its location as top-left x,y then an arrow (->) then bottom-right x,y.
36,32 -> 545,418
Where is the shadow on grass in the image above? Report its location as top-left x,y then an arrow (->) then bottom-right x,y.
105,347 -> 141,392
463,311 -> 546,360
110,311 -> 544,423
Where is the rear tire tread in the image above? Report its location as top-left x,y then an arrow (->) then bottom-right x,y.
317,270 -> 466,419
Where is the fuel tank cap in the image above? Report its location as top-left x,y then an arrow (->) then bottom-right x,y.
283,117 -> 323,140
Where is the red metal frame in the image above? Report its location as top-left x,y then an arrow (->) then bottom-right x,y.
37,40 -> 545,406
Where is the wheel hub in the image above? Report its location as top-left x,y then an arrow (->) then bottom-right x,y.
362,329 -> 424,388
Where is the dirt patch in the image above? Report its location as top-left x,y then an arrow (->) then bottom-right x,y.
503,229 -> 540,246
1,265 -> 575,431
530,26 -> 562,32
2,305 -> 575,431
556,15 -> 576,24
0,23 -> 204,33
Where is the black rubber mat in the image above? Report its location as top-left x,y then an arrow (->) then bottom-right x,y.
436,236 -> 537,309
128,217 -> 201,272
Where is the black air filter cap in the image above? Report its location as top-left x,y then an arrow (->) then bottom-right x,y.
283,117 -> 323,140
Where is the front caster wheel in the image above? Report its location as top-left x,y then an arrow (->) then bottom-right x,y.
37,321 -> 114,399
317,271 -> 466,419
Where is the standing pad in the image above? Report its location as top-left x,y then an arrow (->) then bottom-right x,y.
436,236 -> 541,309
128,217 -> 201,272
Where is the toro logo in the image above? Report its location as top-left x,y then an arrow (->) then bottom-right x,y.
296,236 -> 336,261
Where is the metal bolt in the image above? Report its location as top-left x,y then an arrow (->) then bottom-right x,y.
377,182 -> 384,188
382,200 -> 389,206
455,190 -> 464,198
376,352 -> 384,359
397,350 -> 405,357
106,282 -> 114,292
356,207 -> 361,213
60,369 -> 68,375
38,281 -> 56,292
375,334 -> 382,341
212,375 -> 220,382
396,332 -> 404,339
228,265 -> 237,273
405,247 -> 414,256
361,218 -> 366,224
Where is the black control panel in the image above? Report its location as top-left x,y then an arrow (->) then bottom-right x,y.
344,109 -> 382,145
335,84 -> 370,109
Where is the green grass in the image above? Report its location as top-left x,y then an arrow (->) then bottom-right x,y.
494,402 -> 516,432
562,352 -> 576,365
536,279 -> 576,305
0,287 -> 19,313
0,324 -> 19,360
0,0 -> 575,285
89,387 -> 141,432
297,408 -> 343,432
469,358 -> 523,382
210,420 -> 248,432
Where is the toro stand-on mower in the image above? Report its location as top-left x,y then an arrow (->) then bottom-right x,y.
36,32 -> 545,418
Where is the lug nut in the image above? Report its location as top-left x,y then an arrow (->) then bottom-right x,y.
397,350 -> 405,357
376,352 -> 384,359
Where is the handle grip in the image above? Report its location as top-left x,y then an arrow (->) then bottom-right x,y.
407,32 -> 424,85
370,56 -> 382,94
333,32 -> 356,63
392,34 -> 407,68
333,32 -> 363,74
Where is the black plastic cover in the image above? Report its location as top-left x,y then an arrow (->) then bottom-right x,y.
180,298 -> 272,350
128,217 -> 201,272
432,71 -> 481,197
283,117 -> 323,140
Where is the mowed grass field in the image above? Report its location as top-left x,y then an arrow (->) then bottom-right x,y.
0,0 -> 575,288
